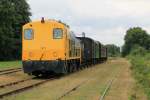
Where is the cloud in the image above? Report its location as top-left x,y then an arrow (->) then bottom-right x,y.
27,0 -> 150,46
67,0 -> 150,18
73,25 -> 127,46
27,0 -> 70,20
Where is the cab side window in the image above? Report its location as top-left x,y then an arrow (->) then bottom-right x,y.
24,29 -> 34,40
53,28 -> 63,39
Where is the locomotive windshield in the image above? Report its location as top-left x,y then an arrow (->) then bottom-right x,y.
24,29 -> 33,40
53,28 -> 63,39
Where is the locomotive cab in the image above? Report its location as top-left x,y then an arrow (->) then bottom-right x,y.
23,20 -> 67,75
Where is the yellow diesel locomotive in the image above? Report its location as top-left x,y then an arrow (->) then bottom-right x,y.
22,18 -> 81,76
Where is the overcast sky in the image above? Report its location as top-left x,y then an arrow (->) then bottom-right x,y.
27,0 -> 150,46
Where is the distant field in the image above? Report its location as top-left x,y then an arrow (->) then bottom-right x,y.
0,61 -> 22,70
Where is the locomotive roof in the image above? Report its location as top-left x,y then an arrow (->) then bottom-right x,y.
24,19 -> 70,28
77,37 -> 103,45
77,37 -> 94,42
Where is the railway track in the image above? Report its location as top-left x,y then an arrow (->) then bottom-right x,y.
0,68 -> 22,75
0,67 -> 90,99
99,78 -> 116,100
99,67 -> 123,100
56,80 -> 89,100
0,76 -> 59,98
0,77 -> 34,89
56,67 -> 123,100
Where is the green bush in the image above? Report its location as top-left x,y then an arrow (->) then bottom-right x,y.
130,45 -> 147,56
129,51 -> 150,99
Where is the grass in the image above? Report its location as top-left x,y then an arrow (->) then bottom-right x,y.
0,61 -> 22,70
128,53 -> 150,100
129,83 -> 147,100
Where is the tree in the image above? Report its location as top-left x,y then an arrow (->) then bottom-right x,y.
105,44 -> 120,57
0,0 -> 31,60
0,0 -> 15,60
122,27 -> 150,57
12,0 -> 31,59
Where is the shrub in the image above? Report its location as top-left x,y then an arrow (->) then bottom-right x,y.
129,52 -> 150,99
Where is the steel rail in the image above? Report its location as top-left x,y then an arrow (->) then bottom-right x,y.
0,77 -> 35,89
0,69 -> 22,75
99,78 -> 115,100
0,68 -> 21,73
99,67 -> 123,100
56,80 -> 88,100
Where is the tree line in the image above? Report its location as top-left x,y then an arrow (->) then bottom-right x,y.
0,0 -> 31,60
105,26 -> 150,57
122,27 -> 150,56
105,44 -> 120,57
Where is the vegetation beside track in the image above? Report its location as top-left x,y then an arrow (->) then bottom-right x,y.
0,61 -> 21,70
121,26 -> 150,100
128,47 -> 149,100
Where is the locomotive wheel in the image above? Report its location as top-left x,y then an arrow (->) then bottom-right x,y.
67,62 -> 73,73
27,73 -> 32,76
68,66 -> 72,73
34,74 -> 40,77
72,63 -> 77,72
32,72 -> 41,77
64,67 -> 68,75
64,61 -> 69,74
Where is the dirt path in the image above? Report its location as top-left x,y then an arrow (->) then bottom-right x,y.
5,58 -> 146,100
104,59 -> 147,100
104,59 -> 133,100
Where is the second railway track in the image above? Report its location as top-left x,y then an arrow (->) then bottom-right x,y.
0,77 -> 35,89
0,75 -> 60,99
0,68 -> 22,75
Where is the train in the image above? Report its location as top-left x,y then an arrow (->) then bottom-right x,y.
22,18 -> 107,76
